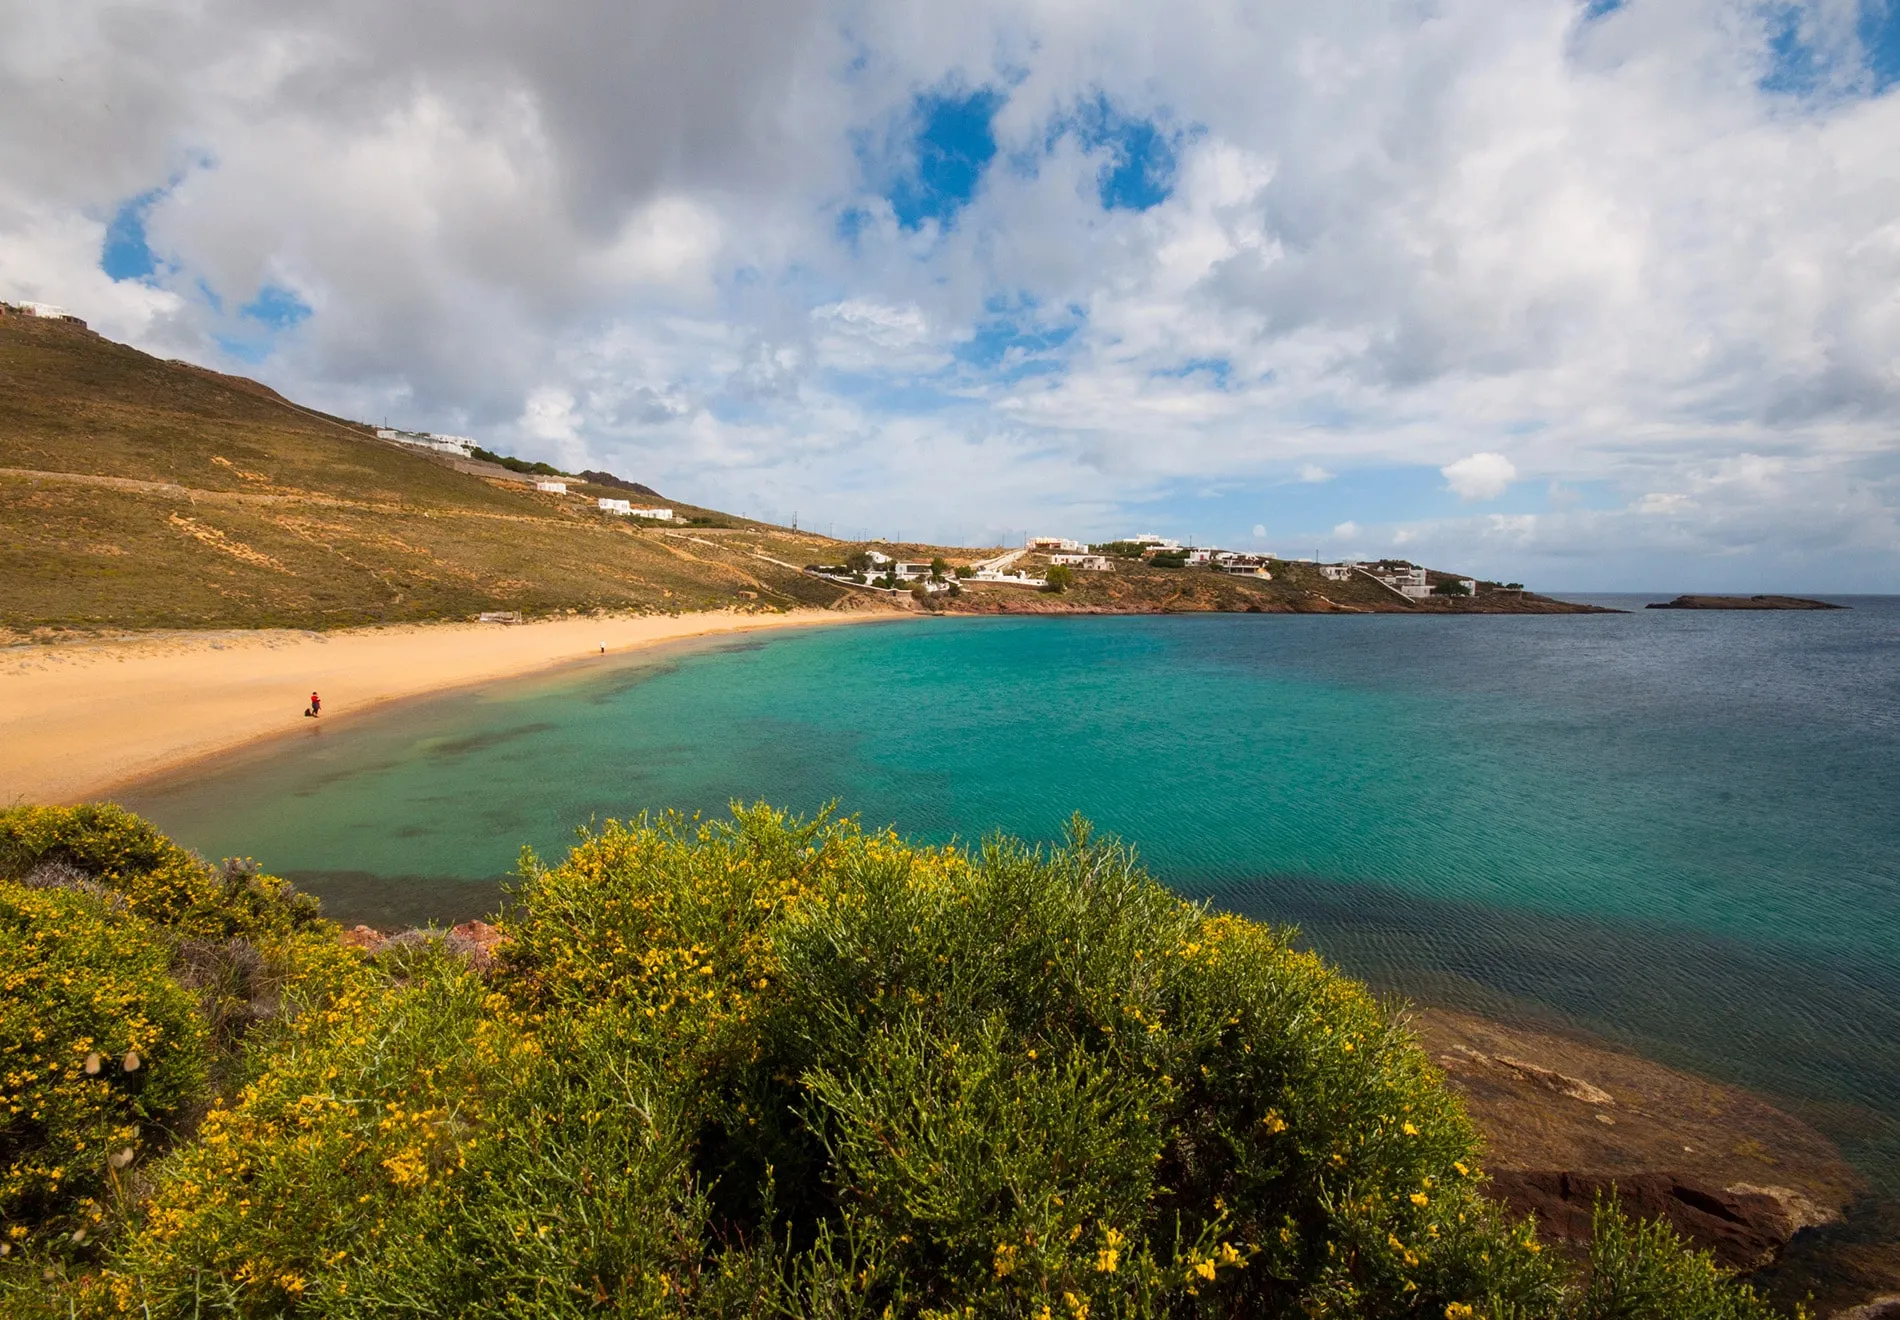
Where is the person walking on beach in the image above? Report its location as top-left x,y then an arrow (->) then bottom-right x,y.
306,691 -> 321,718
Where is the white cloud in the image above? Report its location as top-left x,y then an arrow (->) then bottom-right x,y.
1251,523 -> 1267,538
1441,452 -> 1518,502
1,0 -> 1897,583
1332,521 -> 1360,539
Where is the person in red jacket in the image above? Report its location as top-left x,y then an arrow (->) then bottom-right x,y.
307,691 -> 321,718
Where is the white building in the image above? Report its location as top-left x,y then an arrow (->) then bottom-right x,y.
1214,559 -> 1271,578
971,568 -> 1048,586
894,561 -> 938,578
1027,535 -> 1086,552
1370,565 -> 1432,599
1182,548 -> 1214,565
598,498 -> 633,515
1047,553 -> 1111,571
534,480 -> 567,494
1319,563 -> 1355,581
864,551 -> 893,566
377,429 -> 476,458
19,302 -> 70,319
1128,534 -> 1182,550
627,507 -> 675,521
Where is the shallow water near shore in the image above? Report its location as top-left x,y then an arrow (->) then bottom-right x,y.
123,597 -> 1900,1183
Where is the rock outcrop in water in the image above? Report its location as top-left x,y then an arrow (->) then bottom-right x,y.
1647,595 -> 1845,610
1415,1009 -> 1863,1282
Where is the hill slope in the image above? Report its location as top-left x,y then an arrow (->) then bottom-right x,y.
0,315 -> 859,635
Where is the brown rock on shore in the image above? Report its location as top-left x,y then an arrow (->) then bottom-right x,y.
1415,1008 -> 1862,1273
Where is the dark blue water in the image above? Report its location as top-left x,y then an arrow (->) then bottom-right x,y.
123,597 -> 1900,1177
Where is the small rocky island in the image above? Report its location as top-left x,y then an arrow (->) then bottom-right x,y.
1648,594 -> 1845,610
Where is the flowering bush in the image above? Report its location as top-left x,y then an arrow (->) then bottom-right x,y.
0,881 -> 208,1249
12,806 -> 1788,1318
0,804 -> 319,941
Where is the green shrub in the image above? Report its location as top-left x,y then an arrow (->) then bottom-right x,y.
0,804 -> 319,941
1579,1196 -> 1784,1320
0,880 -> 208,1248
35,807 -> 1791,1318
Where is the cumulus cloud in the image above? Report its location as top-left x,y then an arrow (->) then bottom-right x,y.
1441,453 -> 1518,502
2,0 -> 1898,584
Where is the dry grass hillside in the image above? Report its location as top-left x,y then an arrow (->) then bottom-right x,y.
0,315 -> 872,636
1,314 -> 1591,636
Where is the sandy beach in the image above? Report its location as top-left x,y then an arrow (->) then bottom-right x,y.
0,609 -> 878,805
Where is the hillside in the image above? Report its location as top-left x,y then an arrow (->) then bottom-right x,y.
0,314 -> 863,636
0,314 -> 1592,636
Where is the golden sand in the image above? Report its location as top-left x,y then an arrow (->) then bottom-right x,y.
0,610 -> 876,805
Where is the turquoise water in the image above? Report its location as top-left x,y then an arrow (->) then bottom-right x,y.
122,600 -> 1900,1176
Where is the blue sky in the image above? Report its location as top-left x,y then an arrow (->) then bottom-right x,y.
5,0 -> 1899,590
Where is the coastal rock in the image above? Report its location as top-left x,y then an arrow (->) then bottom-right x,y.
1832,1294 -> 1900,1320
339,924 -> 386,953
1487,1171 -> 1812,1271
1443,1045 -> 1615,1105
337,919 -> 505,970
1415,1009 -> 1861,1273
447,918 -> 506,971
1646,594 -> 1844,610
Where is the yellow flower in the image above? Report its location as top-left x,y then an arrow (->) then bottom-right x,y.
1411,1192 -> 1430,1207
1445,1304 -> 1475,1320
993,1243 -> 1018,1278
1261,1111 -> 1287,1134
1193,1259 -> 1217,1280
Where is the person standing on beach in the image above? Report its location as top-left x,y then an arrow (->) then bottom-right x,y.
308,691 -> 321,718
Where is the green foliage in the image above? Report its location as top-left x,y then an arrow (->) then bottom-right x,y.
1149,553 -> 1189,569
1431,582 -> 1472,597
929,557 -> 950,581
1045,563 -> 1076,592
1579,1196 -> 1787,1320
471,446 -> 565,477
0,807 -> 1791,1318
0,881 -> 208,1247
0,804 -> 319,941
1092,542 -> 1149,558
845,550 -> 875,573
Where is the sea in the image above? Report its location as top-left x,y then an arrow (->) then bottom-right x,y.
121,596 -> 1900,1182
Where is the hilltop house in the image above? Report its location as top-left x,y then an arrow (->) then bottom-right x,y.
628,507 -> 675,521
1047,553 -> 1111,571
598,498 -> 633,514
1026,536 -> 1086,552
534,480 -> 567,494
1319,563 -> 1356,581
378,429 -> 475,458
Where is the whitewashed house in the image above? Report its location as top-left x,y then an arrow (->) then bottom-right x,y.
1319,563 -> 1355,581
627,508 -> 675,521
1047,553 -> 1111,571
599,498 -> 633,515
1027,535 -> 1086,552
535,480 -> 567,494
19,302 -> 70,318
378,429 -> 476,458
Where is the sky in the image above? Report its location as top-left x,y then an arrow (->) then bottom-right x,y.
4,0 -> 1899,591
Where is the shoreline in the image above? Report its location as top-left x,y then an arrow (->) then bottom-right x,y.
0,608 -> 886,806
